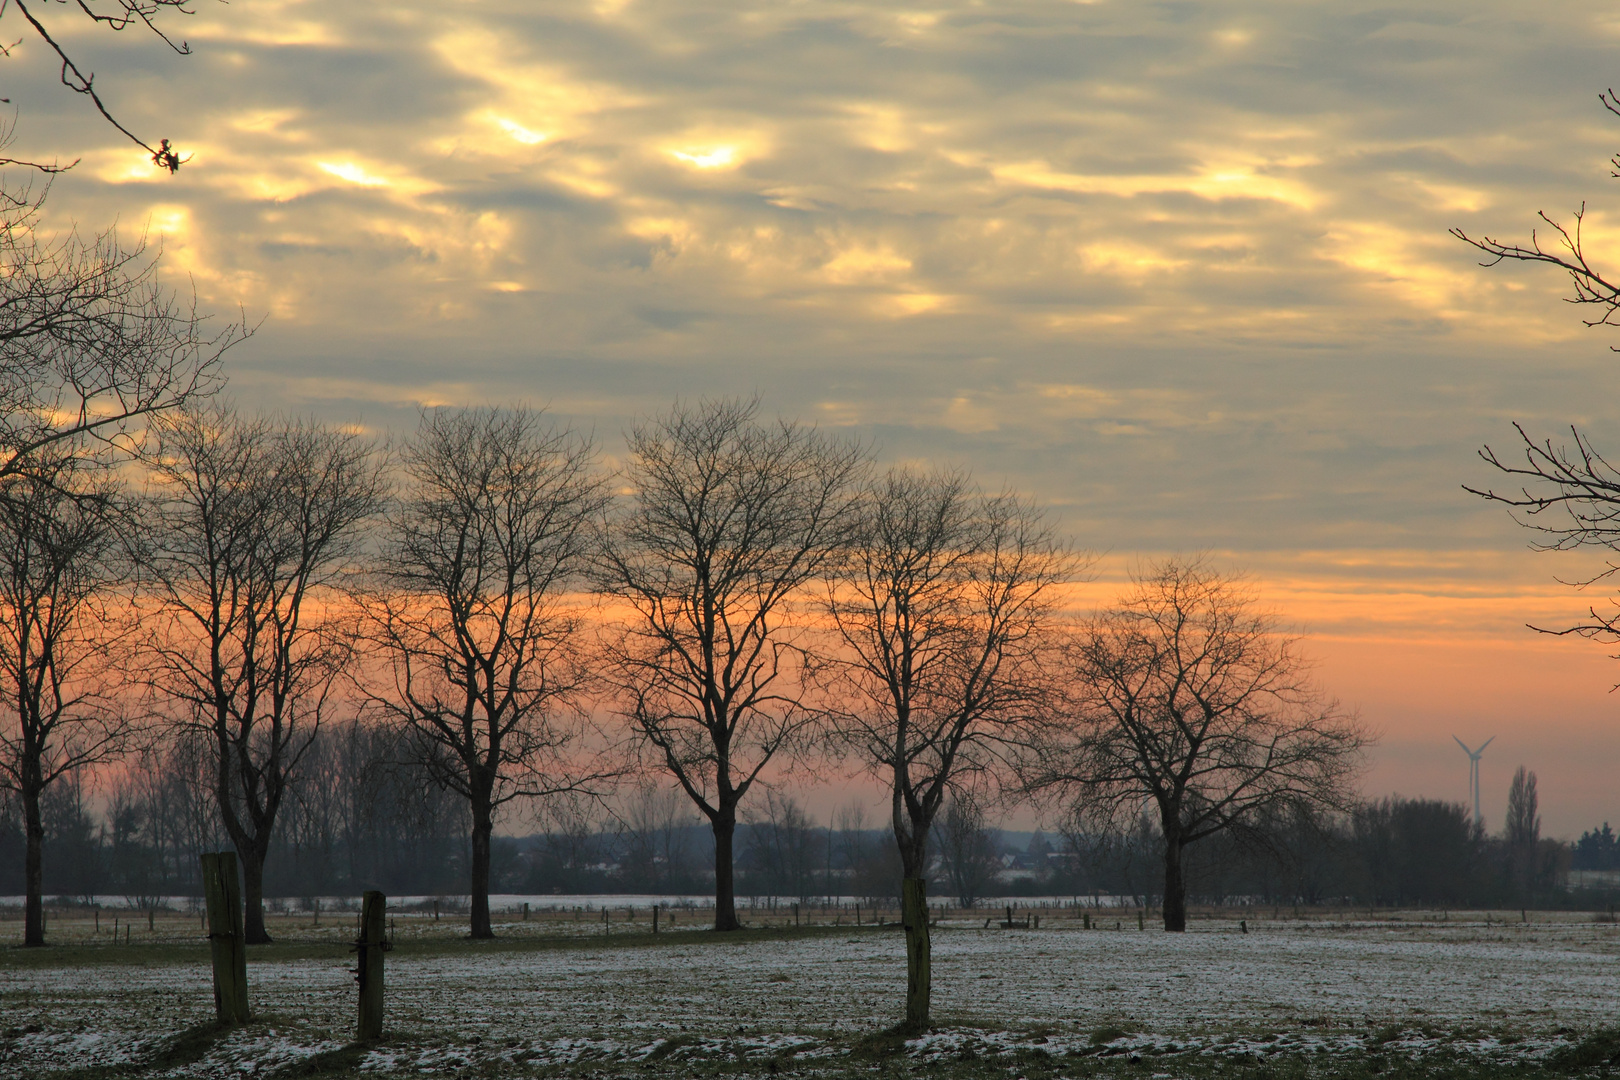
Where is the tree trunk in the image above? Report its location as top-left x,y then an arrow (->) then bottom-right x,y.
470,803 -> 493,939
713,811 -> 740,931
1161,832 -> 1186,932
22,778 -> 43,947
240,844 -> 273,944
901,877 -> 931,1031
894,799 -> 932,1030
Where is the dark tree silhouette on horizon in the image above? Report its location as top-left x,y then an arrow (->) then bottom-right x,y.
1032,558 -> 1368,932
367,406 -> 615,939
825,466 -> 1071,1027
595,398 -> 866,932
0,452 -> 128,946
140,408 -> 384,944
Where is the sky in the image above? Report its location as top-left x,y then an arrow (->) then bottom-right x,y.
11,0 -> 1620,836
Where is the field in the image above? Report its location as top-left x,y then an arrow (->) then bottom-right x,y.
2,905 -> 1618,1079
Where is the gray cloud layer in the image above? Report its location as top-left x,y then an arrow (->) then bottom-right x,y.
13,0 -> 1620,565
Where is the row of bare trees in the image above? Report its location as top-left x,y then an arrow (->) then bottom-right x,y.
2,401 -> 1370,1031
0,186 -> 1368,1030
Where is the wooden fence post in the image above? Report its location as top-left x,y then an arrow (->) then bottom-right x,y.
200,851 -> 250,1024
355,891 -> 387,1041
652,905 -> 659,935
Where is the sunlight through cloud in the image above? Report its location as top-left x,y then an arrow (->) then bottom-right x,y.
669,146 -> 739,170
318,161 -> 391,187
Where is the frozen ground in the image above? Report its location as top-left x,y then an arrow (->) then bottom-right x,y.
2,915 -> 1616,1076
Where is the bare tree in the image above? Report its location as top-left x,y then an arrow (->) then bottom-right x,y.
932,793 -> 1000,909
1451,91 -> 1620,342
1505,766 -> 1540,847
832,802 -> 903,904
1505,764 -> 1541,904
366,406 -> 611,939
1450,93 -> 1620,636
140,408 -> 384,943
0,453 -> 128,945
826,467 -> 1073,1027
596,398 -> 867,931
741,789 -> 822,905
618,782 -> 700,892
1458,423 -> 1620,657
105,744 -> 192,904
1056,801 -> 1161,909
4,0 -> 217,172
0,187 -> 240,486
1037,559 -> 1368,932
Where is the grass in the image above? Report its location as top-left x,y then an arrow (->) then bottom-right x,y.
4,1020 -> 1592,1080
0,919 -> 876,970
1547,1027 -> 1620,1070
2,913 -> 1614,1079
21,1021 -> 230,1080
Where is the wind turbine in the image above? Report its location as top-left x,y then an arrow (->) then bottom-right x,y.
1453,736 -> 1495,830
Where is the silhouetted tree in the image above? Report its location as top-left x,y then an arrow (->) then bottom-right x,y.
833,803 -> 903,904
1353,797 -> 1485,906
1506,765 -> 1542,904
0,187 -> 238,486
367,407 -> 612,938
617,782 -> 702,892
1506,766 -> 1540,848
1037,559 -> 1369,931
0,454 -> 128,944
264,719 -> 468,898
826,466 -> 1071,1026
1057,802 -> 1160,908
4,0 -> 211,171
933,794 -> 1000,908
596,398 -> 866,931
1451,90 -> 1620,340
1455,94 -> 1620,650
41,766 -> 103,898
141,409 -> 384,943
741,790 -> 822,904
1575,822 -> 1620,870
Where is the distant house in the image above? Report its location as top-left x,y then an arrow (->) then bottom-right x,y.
995,851 -> 1043,883
994,832 -> 1059,884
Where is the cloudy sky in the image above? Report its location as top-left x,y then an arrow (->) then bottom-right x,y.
15,0 -> 1620,833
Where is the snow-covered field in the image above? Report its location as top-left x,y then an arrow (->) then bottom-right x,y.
2,915 -> 1616,1076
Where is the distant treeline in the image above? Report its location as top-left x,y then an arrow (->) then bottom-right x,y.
1060,799 -> 1580,911
0,723 -> 1606,912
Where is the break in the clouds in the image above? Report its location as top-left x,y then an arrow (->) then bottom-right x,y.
15,0 -> 1620,559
